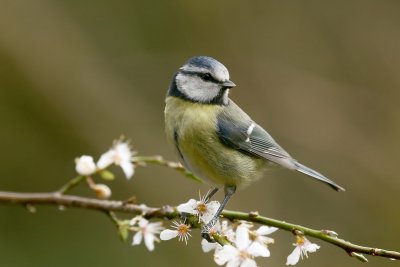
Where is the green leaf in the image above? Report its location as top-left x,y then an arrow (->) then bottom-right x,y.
118,224 -> 129,241
100,170 -> 115,181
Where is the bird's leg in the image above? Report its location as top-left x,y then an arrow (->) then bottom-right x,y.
201,185 -> 236,242
204,187 -> 219,202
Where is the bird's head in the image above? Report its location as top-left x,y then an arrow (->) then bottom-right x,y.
169,56 -> 236,105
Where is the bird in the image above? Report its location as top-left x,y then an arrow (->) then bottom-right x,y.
164,56 -> 344,239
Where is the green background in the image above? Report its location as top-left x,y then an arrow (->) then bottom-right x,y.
0,1 -> 399,266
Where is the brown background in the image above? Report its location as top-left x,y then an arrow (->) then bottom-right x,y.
0,1 -> 399,266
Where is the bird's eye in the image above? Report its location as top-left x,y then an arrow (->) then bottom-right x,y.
200,73 -> 213,82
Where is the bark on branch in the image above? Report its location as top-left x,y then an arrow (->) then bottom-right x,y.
0,190 -> 398,262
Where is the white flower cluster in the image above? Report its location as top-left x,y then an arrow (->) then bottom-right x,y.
157,193 -> 320,266
177,191 -> 221,224
74,140 -> 135,199
75,140 -> 135,179
73,141 -> 321,265
97,141 -> 135,179
213,222 -> 277,267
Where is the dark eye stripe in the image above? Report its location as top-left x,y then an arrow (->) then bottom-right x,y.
179,70 -> 219,83
199,72 -> 216,82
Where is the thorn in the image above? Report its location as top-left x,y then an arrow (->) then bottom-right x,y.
350,252 -> 368,262
123,196 -> 137,204
292,229 -> 303,236
321,229 -> 339,237
248,211 -> 259,218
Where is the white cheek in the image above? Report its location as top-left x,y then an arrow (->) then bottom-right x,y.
221,89 -> 230,105
176,74 -> 220,102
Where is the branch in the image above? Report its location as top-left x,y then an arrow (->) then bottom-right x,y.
0,190 -> 398,262
132,155 -> 203,183
0,191 -> 178,218
220,210 -> 399,261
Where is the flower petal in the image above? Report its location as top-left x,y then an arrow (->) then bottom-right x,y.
177,199 -> 198,214
235,224 -> 251,250
206,201 -> 220,212
256,226 -> 278,236
115,142 -> 132,161
248,242 -> 270,257
147,221 -> 164,234
144,232 -> 156,251
160,229 -> 178,241
305,242 -> 320,253
214,245 -> 238,266
132,232 -> 143,246
240,258 -> 257,267
201,201 -> 220,223
200,213 -> 214,224
226,258 -> 241,267
201,239 -> 218,253
120,161 -> 134,179
97,151 -> 114,169
286,246 -> 301,265
138,218 -> 149,228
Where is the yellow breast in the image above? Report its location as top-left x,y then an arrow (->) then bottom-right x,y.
164,97 -> 265,188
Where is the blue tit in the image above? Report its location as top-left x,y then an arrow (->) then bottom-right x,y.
164,56 -> 345,237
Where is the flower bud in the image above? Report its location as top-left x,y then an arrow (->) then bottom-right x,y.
75,155 -> 96,176
92,184 -> 112,199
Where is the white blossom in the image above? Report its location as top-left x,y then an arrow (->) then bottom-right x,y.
248,225 -> 278,257
286,236 -> 320,265
131,217 -> 164,251
75,155 -> 96,176
202,220 -> 235,253
214,224 -> 266,267
160,220 -> 191,244
97,141 -> 135,179
177,192 -> 220,224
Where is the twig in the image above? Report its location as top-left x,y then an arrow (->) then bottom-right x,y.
56,156 -> 201,196
0,191 -> 163,215
56,175 -> 85,194
0,190 -> 398,261
132,156 -> 203,183
220,210 -> 400,261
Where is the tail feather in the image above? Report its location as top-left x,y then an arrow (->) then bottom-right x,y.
294,162 -> 345,192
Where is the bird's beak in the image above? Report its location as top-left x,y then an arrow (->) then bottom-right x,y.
222,80 -> 236,88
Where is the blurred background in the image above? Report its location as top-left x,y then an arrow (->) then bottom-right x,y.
0,1 -> 399,266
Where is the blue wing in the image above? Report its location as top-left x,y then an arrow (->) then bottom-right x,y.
216,101 -> 345,191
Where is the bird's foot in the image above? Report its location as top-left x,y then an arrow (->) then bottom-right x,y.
201,217 -> 218,243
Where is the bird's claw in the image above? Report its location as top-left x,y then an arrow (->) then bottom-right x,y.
201,225 -> 218,243
201,231 -> 215,243
201,218 -> 218,243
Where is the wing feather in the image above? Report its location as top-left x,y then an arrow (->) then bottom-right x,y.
216,100 -> 344,191
217,109 -> 292,164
